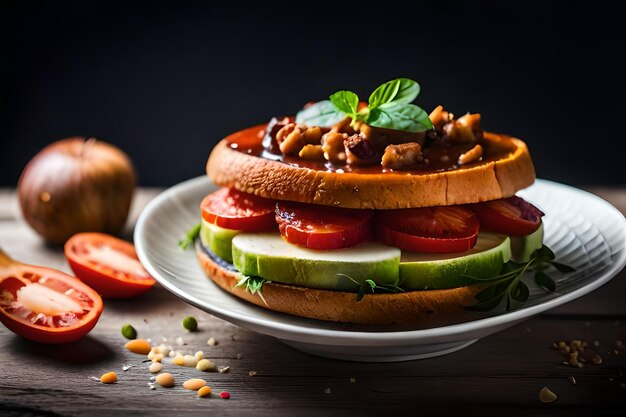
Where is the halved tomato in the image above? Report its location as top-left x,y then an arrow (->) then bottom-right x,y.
201,187 -> 276,232
65,233 -> 155,298
275,202 -> 373,250
0,252 -> 103,344
376,206 -> 479,253
467,196 -> 544,236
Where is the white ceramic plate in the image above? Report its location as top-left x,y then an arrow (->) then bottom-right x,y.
135,177 -> 626,362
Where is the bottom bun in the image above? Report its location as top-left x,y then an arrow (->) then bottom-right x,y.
196,244 -> 482,325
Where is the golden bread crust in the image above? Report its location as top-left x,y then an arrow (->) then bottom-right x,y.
196,246 -> 481,325
207,130 -> 535,209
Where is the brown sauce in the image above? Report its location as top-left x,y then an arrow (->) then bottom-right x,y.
226,124 -> 517,175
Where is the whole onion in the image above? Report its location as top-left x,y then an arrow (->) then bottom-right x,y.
18,137 -> 135,244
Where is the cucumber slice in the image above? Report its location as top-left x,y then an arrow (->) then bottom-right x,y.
399,233 -> 511,290
510,222 -> 544,263
200,220 -> 239,262
231,233 -> 401,291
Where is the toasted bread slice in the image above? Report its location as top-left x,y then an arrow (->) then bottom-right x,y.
207,127 -> 535,209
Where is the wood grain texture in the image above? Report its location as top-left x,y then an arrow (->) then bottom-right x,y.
1,188 -> 625,416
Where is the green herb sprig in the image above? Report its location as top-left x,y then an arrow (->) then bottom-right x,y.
296,78 -> 433,133
235,275 -> 266,295
337,274 -> 404,301
178,222 -> 201,250
235,275 -> 268,306
466,245 -> 575,312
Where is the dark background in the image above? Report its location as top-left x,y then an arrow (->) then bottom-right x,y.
1,0 -> 625,187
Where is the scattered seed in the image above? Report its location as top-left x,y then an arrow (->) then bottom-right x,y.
324,388 -> 331,395
168,351 -> 176,358
175,336 -> 185,346
125,339 -> 152,355
220,391 -> 231,399
568,376 -> 576,385
173,354 -> 185,366
195,351 -> 204,360
198,386 -> 212,397
157,344 -> 171,356
148,382 -> 156,390
149,362 -> 163,373
183,378 -> 207,390
568,351 -> 582,367
591,355 -> 603,365
350,378 -> 356,383
248,370 -> 257,377
557,341 -> 566,349
196,359 -> 217,372
121,324 -> 137,340
100,372 -> 118,384
183,354 -> 198,367
236,353 -> 242,359
182,316 -> 198,332
218,366 -> 230,374
122,364 -> 134,371
207,337 -> 217,346
539,386 -> 557,403
615,350 -> 619,355
593,340 -> 600,348
155,373 -> 175,387
551,342 -> 559,350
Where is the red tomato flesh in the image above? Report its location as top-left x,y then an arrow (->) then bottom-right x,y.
376,206 -> 479,253
201,187 -> 276,232
467,196 -> 544,236
275,202 -> 373,250
0,264 -> 103,343
65,233 -> 155,298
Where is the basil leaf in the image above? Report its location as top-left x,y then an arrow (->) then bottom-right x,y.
295,100 -> 345,127
368,79 -> 401,109
368,102 -> 433,133
389,78 -> 420,104
329,90 -> 359,117
535,270 -> 556,292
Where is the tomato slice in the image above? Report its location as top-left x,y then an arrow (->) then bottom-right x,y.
65,233 -> 155,298
376,206 -> 479,253
0,258 -> 103,344
201,187 -> 276,232
467,196 -> 544,236
275,202 -> 373,250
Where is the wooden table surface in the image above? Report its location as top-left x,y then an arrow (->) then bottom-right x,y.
1,187 -> 625,416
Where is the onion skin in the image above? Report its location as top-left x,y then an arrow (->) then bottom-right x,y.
17,137 -> 135,244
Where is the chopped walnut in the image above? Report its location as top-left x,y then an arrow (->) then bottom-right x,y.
458,144 -> 483,165
344,135 -> 379,165
298,144 -> 325,161
429,105 -> 454,131
321,131 -> 348,164
302,126 -> 324,144
381,142 -> 422,170
276,123 -> 305,156
442,112 -> 482,144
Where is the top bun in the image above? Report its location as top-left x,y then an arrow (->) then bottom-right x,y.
207,125 -> 535,209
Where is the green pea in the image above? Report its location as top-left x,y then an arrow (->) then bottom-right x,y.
121,323 -> 137,340
182,316 -> 198,332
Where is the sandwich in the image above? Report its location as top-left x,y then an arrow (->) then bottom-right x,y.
192,78 -> 553,324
